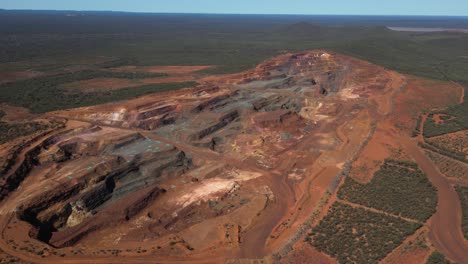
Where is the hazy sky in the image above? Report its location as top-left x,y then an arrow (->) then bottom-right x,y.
1,0 -> 467,16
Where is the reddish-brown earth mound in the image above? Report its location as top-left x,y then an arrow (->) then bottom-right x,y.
0,50 -> 466,263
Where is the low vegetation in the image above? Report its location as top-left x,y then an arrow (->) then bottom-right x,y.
308,202 -> 421,264
0,69 -> 169,111
425,151 -> 468,181
419,142 -> 467,163
426,251 -> 451,264
96,57 -> 139,69
423,88 -> 468,138
1,12 -> 468,81
0,121 -> 57,145
92,71 -> 168,79
0,70 -> 197,113
424,113 -> 466,138
411,115 -> 423,137
455,186 -> 468,240
426,131 -> 467,159
338,159 -> 437,222
400,231 -> 429,254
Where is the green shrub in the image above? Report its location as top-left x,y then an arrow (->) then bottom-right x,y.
426,251 -> 451,264
419,142 -> 467,163
412,115 -> 423,137
423,88 -> 468,138
309,202 -> 421,264
0,73 -> 197,113
338,160 -> 437,222
455,186 -> 468,240
425,151 -> 468,181
0,121 -> 53,144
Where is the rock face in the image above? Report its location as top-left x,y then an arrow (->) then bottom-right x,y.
0,129 -> 67,200
9,126 -> 191,246
49,186 -> 166,248
191,110 -> 240,141
192,94 -> 232,113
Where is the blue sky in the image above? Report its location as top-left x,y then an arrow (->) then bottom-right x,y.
1,0 -> 467,16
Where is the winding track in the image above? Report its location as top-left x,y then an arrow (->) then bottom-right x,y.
409,83 -> 468,263
401,137 -> 468,263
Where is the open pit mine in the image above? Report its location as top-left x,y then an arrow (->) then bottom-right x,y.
0,50 -> 460,263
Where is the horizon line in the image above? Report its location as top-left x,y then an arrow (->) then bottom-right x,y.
1,9 -> 468,18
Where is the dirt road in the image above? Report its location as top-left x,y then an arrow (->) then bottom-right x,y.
401,136 -> 468,263
238,170 -> 294,258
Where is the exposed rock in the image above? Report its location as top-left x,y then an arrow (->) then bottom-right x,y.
49,186 -> 166,247
192,94 -> 231,113
191,110 -> 240,140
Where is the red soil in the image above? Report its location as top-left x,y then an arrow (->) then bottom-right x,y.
0,103 -> 35,121
59,65 -> 212,94
110,65 -> 212,75
0,71 -> 42,84
61,76 -> 198,94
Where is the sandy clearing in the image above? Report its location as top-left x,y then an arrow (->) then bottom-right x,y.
0,71 -> 42,84
175,178 -> 237,208
110,65 -> 212,75
61,76 -> 198,94
174,169 -> 263,209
